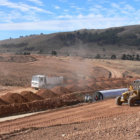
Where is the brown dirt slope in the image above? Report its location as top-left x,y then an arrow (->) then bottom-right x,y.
51,87 -> 72,95
3,109 -> 140,140
20,91 -> 43,102
0,99 -> 139,138
0,93 -> 28,104
36,89 -> 57,98
0,98 -> 8,106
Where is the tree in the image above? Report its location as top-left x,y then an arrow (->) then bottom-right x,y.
51,50 -> 57,56
121,54 -> 126,60
95,54 -> 101,59
111,55 -> 116,59
136,54 -> 140,60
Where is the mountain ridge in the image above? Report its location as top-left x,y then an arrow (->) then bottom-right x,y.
0,25 -> 140,58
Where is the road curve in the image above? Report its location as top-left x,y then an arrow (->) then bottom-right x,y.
93,62 -> 122,78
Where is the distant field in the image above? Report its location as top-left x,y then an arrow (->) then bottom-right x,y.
93,59 -> 140,76
0,54 -> 139,88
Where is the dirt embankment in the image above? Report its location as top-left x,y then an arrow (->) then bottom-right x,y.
0,93 -> 28,104
0,87 -> 80,117
0,77 -> 136,117
20,91 -> 43,102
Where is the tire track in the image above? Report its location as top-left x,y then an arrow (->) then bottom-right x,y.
0,99 -> 140,135
93,62 -> 122,78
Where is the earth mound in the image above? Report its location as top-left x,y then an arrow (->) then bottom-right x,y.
36,89 -> 57,98
0,98 -> 8,106
0,93 -> 28,104
60,93 -> 78,100
51,86 -> 72,95
78,84 -> 92,91
66,85 -> 82,92
20,91 -> 43,102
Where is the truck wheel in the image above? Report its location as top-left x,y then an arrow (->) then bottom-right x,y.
116,96 -> 122,105
128,96 -> 136,107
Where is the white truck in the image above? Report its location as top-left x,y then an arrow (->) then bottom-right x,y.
31,75 -> 63,89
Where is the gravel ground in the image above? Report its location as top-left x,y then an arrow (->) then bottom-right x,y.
0,99 -> 140,140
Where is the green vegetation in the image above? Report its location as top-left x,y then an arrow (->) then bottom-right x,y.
0,25 -> 140,59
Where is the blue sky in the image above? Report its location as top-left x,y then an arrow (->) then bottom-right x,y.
0,0 -> 140,40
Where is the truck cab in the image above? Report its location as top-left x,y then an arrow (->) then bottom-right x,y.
31,75 -> 46,89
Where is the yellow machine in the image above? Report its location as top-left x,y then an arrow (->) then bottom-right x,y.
116,79 -> 140,106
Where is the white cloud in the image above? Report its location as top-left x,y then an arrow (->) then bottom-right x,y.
124,4 -> 135,11
0,15 -> 138,31
111,3 -> 135,13
27,0 -> 43,6
70,5 -> 84,11
0,0 -> 52,14
111,3 -> 120,9
64,9 -> 69,12
0,0 -> 139,33
57,15 -> 73,19
54,5 -> 60,9
0,10 -> 40,23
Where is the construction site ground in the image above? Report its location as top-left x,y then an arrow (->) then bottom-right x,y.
0,99 -> 140,140
0,54 -> 140,140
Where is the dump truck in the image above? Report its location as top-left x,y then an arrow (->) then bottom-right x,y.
31,75 -> 63,89
116,79 -> 140,106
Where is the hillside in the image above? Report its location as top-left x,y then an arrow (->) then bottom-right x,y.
0,25 -> 140,58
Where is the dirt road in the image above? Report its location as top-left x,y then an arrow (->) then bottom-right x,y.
101,66 -> 122,78
91,60 -> 122,78
0,99 -> 140,140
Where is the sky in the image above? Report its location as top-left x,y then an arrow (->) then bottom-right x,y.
0,0 -> 140,40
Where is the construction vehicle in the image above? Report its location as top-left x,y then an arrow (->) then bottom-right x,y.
116,79 -> 140,106
31,75 -> 63,89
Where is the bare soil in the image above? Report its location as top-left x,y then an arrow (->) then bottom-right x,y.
36,89 -> 57,98
0,54 -> 139,140
51,86 -> 72,95
0,93 -> 28,104
0,77 -> 135,117
20,91 -> 43,102
0,99 -> 139,140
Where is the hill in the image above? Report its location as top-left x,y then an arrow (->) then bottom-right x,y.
0,25 -> 140,58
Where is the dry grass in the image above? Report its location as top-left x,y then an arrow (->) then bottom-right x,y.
0,55 -> 110,87
93,59 -> 140,76
0,54 -> 139,89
